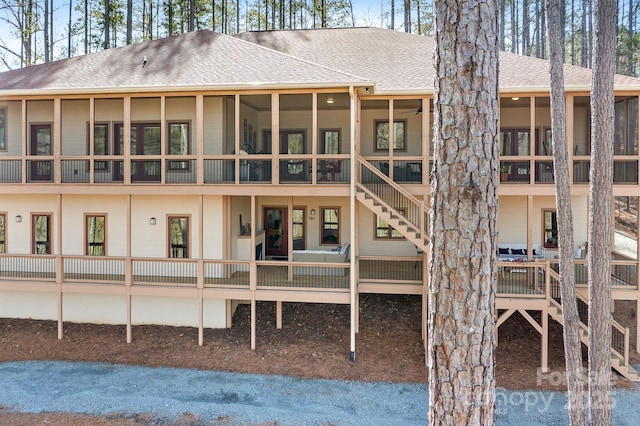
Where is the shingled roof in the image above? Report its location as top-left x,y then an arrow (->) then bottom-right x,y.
1,27 -> 639,96
0,30 -> 369,95
236,27 -> 640,94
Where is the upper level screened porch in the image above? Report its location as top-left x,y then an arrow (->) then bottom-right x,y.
497,95 -> 640,185
1,93 -> 638,186
0,92 -> 430,186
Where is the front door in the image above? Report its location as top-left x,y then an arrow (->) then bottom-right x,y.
114,123 -> 161,182
30,124 -> 52,181
264,207 -> 287,257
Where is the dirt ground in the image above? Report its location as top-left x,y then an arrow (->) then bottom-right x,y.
1,294 -> 638,425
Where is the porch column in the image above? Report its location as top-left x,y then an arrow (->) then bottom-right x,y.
57,194 -> 63,339
126,194 -> 132,343
198,194 -> 204,346
53,98 -> 61,184
527,195 -> 534,259
637,296 -> 640,354
541,307 -> 549,373
349,86 -> 357,361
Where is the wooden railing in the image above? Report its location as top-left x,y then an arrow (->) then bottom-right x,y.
547,268 -> 631,368
0,255 -> 350,292
355,155 -> 429,242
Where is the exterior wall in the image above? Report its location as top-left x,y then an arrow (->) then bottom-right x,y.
255,196 -> 351,250
498,195 -> 588,258
230,196 -> 251,259
204,96 -> 226,154
360,105 -> 423,156
61,99 -> 91,156
0,100 -> 23,156
203,195 -> 225,259
26,100 -> 54,125
132,297 -> 226,327
0,292 -> 227,327
61,195 -> 128,256
357,208 -> 420,257
0,291 -> 58,320
3,194 -> 59,254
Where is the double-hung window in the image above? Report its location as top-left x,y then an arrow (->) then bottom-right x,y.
86,214 -> 106,256
168,216 -> 189,258
375,211 -> 405,240
0,213 -> 6,253
32,214 -> 52,254
321,208 -> 340,245
543,210 -> 558,248
0,107 -> 6,151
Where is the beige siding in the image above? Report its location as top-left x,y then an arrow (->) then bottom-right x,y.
3,194 -> 59,254
61,195 -> 128,256
0,100 -> 23,156
130,195 -> 201,258
357,208 -> 420,257
255,196 -> 350,250
61,99 -> 90,156
203,96 -> 225,154
498,195 -> 589,257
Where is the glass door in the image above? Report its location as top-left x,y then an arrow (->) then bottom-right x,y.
115,123 -> 161,182
264,207 -> 287,257
30,124 -> 52,181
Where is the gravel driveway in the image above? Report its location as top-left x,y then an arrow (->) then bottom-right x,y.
1,361 -> 639,425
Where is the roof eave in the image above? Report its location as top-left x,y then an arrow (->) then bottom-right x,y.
0,81 -> 373,97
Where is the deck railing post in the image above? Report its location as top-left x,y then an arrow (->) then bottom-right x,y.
545,260 -> 550,300
625,328 -> 630,367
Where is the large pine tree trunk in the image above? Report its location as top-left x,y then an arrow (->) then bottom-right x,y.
588,0 -> 616,423
546,0 -> 586,424
429,0 -> 499,423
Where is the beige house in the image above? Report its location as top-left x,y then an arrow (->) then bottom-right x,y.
1,27 -> 640,379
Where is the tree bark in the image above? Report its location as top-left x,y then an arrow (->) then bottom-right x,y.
589,0 -> 616,424
546,0 -> 586,424
44,0 -> 50,62
429,0 -> 499,423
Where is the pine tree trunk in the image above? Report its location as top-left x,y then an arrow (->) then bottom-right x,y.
588,0 -> 616,424
429,0 -> 499,423
546,0 -> 586,424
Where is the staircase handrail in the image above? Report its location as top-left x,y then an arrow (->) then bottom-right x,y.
546,263 -> 631,367
355,155 -> 429,237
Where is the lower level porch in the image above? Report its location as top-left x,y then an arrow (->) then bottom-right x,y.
1,254 -> 639,374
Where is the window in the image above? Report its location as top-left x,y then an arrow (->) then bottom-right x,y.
169,122 -> 190,155
614,97 -> 638,155
375,211 -> 405,240
292,208 -> 306,250
321,207 -> 339,245
32,214 -> 52,254
500,129 -> 531,156
0,213 -> 5,253
86,214 -> 106,256
0,107 -> 6,151
168,216 -> 189,258
88,123 -> 109,170
543,210 -> 558,248
321,129 -> 340,154
168,122 -> 191,170
375,120 -> 406,151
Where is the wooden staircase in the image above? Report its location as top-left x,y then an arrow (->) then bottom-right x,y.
547,271 -> 639,381
354,155 -> 429,252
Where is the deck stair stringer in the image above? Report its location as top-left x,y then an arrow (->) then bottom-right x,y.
354,155 -> 429,252
547,294 -> 639,382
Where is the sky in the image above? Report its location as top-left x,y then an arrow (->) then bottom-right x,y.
0,0 -> 399,71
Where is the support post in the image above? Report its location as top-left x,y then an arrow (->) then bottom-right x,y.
276,300 -> 283,329
541,307 -> 549,373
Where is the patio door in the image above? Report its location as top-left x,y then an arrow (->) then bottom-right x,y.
264,207 -> 287,257
114,123 -> 161,182
30,124 -> 52,181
